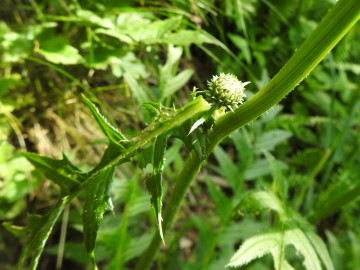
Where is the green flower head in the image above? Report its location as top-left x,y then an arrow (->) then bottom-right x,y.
205,73 -> 249,111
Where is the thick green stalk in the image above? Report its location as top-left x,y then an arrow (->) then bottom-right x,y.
207,0 -> 360,151
136,0 -> 360,269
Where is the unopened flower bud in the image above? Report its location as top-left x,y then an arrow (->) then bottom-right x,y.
205,73 -> 249,111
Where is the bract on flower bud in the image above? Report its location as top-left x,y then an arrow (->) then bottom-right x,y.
205,73 -> 249,111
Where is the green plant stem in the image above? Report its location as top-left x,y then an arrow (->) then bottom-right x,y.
136,0 -> 360,268
207,0 -> 360,151
19,96 -> 210,270
135,151 -> 202,270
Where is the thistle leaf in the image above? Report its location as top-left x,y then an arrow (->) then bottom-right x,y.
82,94 -> 128,147
22,152 -> 84,194
145,134 -> 168,242
16,197 -> 70,270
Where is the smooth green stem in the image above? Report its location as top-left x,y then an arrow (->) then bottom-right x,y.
136,0 -> 360,269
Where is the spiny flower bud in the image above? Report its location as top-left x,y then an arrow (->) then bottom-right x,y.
205,73 -> 249,111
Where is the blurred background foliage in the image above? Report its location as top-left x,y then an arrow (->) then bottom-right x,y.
0,0 -> 359,269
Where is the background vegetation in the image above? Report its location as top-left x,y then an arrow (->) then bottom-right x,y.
0,0 -> 359,269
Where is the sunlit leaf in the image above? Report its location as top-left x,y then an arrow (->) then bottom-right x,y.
227,228 -> 325,270
38,36 -> 84,65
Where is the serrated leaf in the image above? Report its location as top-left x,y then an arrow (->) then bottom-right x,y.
82,142 -> 126,255
17,196 -> 70,270
284,229 -> 322,270
82,165 -> 114,253
306,231 -> 334,270
22,152 -> 83,194
247,191 -> 288,221
145,134 -> 168,242
226,231 -> 284,268
227,228 -> 324,270
82,95 -> 128,147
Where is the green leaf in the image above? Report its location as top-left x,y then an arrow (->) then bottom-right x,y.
37,36 -> 84,65
228,34 -> 251,64
226,230 -> 285,268
17,196 -> 70,270
124,72 -> 150,105
307,231 -> 334,270
82,164 -> 115,254
254,130 -> 292,153
227,229 -> 324,270
159,45 -> 193,101
145,134 -> 168,242
284,229 -> 322,270
22,152 -> 84,194
264,151 -> 288,200
213,146 -> 242,190
162,29 -> 218,46
206,177 -> 232,222
82,94 -> 128,147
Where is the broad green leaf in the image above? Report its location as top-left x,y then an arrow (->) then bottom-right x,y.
22,152 -> 83,194
97,16 -> 182,45
0,74 -> 23,97
254,130 -> 292,153
145,134 -> 168,242
0,22 -> 33,63
38,36 -> 84,65
125,16 -> 182,44
162,29 -> 218,46
82,95 -> 128,147
17,196 -> 70,270
76,9 -> 114,28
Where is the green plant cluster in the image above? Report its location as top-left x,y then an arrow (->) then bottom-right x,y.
0,1 -> 359,270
